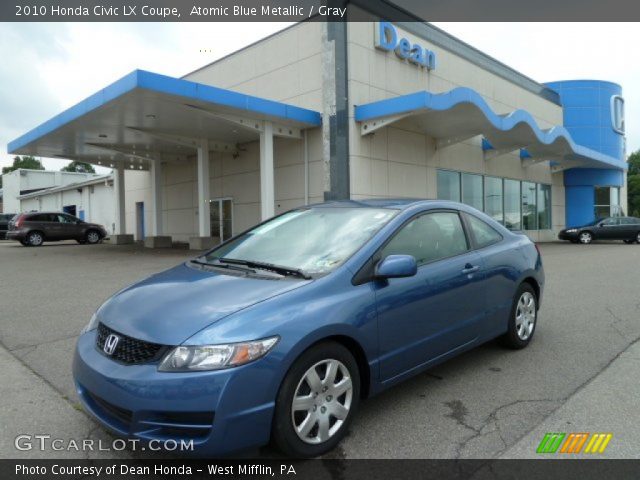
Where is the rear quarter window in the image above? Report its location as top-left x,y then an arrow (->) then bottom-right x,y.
465,213 -> 503,249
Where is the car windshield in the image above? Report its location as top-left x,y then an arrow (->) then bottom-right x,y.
203,207 -> 398,276
583,218 -> 606,226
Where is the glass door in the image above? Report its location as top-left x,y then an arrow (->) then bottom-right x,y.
210,198 -> 233,241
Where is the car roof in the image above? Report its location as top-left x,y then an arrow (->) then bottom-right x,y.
24,211 -> 68,215
306,199 -> 458,210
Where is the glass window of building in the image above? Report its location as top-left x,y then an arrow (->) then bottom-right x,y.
484,176 -> 504,224
437,170 -> 460,202
594,186 -> 622,218
461,173 -> 483,211
521,182 -> 537,230
504,179 -> 521,230
536,184 -> 551,230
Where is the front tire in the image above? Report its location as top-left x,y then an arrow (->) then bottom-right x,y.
26,231 -> 44,247
500,283 -> 538,349
578,231 -> 593,244
272,342 -> 360,458
85,230 -> 101,244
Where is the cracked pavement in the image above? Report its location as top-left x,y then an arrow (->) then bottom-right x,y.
0,240 -> 639,459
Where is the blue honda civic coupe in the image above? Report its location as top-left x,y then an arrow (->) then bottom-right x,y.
73,199 -> 543,457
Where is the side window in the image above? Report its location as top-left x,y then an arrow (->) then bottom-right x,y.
29,214 -> 50,222
600,218 -> 616,226
381,211 -> 468,265
58,214 -> 75,224
465,214 -> 503,248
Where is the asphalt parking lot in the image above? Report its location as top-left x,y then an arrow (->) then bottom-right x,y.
1,239 -> 639,459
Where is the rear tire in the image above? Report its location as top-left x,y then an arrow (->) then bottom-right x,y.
500,283 -> 538,349
272,342 -> 360,458
26,231 -> 44,247
636,232 -> 640,244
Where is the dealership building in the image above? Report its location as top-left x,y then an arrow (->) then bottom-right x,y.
7,19 -> 627,248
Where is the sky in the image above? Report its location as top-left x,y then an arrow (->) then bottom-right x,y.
0,22 -> 637,175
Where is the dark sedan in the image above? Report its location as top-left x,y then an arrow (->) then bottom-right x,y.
0,213 -> 16,239
559,216 -> 640,244
6,212 -> 108,246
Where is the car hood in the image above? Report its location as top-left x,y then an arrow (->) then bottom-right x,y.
97,262 -> 310,345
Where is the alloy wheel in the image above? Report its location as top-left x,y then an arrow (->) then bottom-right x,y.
637,232 -> 640,244
515,291 -> 536,341
291,359 -> 353,445
28,232 -> 43,246
87,231 -> 100,244
579,232 -> 592,244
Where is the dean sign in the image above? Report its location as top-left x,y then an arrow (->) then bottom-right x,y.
375,22 -> 436,71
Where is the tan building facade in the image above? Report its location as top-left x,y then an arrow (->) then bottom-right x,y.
8,20 -> 627,247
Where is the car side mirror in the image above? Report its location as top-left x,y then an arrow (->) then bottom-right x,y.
374,255 -> 417,279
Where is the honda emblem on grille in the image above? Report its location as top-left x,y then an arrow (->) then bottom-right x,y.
103,334 -> 120,355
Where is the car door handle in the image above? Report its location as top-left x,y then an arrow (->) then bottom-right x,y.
462,264 -> 480,274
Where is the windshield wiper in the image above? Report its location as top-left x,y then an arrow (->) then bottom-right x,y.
190,257 -> 257,275
218,258 -> 312,280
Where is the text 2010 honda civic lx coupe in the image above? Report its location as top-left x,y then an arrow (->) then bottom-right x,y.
73,199 -> 544,457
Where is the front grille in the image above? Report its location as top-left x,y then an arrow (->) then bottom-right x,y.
87,391 -> 133,426
96,322 -> 169,365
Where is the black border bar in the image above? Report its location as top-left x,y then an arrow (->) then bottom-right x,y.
4,0 -> 640,21
4,459 -> 640,480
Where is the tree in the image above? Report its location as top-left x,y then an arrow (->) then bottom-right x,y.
2,155 -> 44,175
1,155 -> 45,187
628,150 -> 640,217
60,161 -> 95,173
628,175 -> 640,218
628,150 -> 640,177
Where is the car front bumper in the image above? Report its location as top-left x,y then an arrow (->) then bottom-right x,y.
73,330 -> 279,456
558,231 -> 579,241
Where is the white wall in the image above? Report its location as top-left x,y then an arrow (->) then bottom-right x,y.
184,22 -> 324,112
121,128 -> 323,243
1,169 -> 103,214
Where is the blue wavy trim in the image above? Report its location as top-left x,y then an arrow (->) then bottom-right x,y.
355,87 -> 625,170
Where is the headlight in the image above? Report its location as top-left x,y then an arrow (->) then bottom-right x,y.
80,312 -> 99,334
158,336 -> 279,372
565,228 -> 578,233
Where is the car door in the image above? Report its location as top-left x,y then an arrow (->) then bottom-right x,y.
620,217 -> 640,240
374,210 -> 486,382
57,214 -> 80,239
40,213 -> 63,239
594,217 -> 618,239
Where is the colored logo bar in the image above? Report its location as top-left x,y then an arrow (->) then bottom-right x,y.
537,432 -> 612,454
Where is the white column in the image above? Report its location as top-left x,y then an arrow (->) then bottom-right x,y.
113,166 -> 126,234
260,121 -> 275,220
150,161 -> 163,236
197,139 -> 211,237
